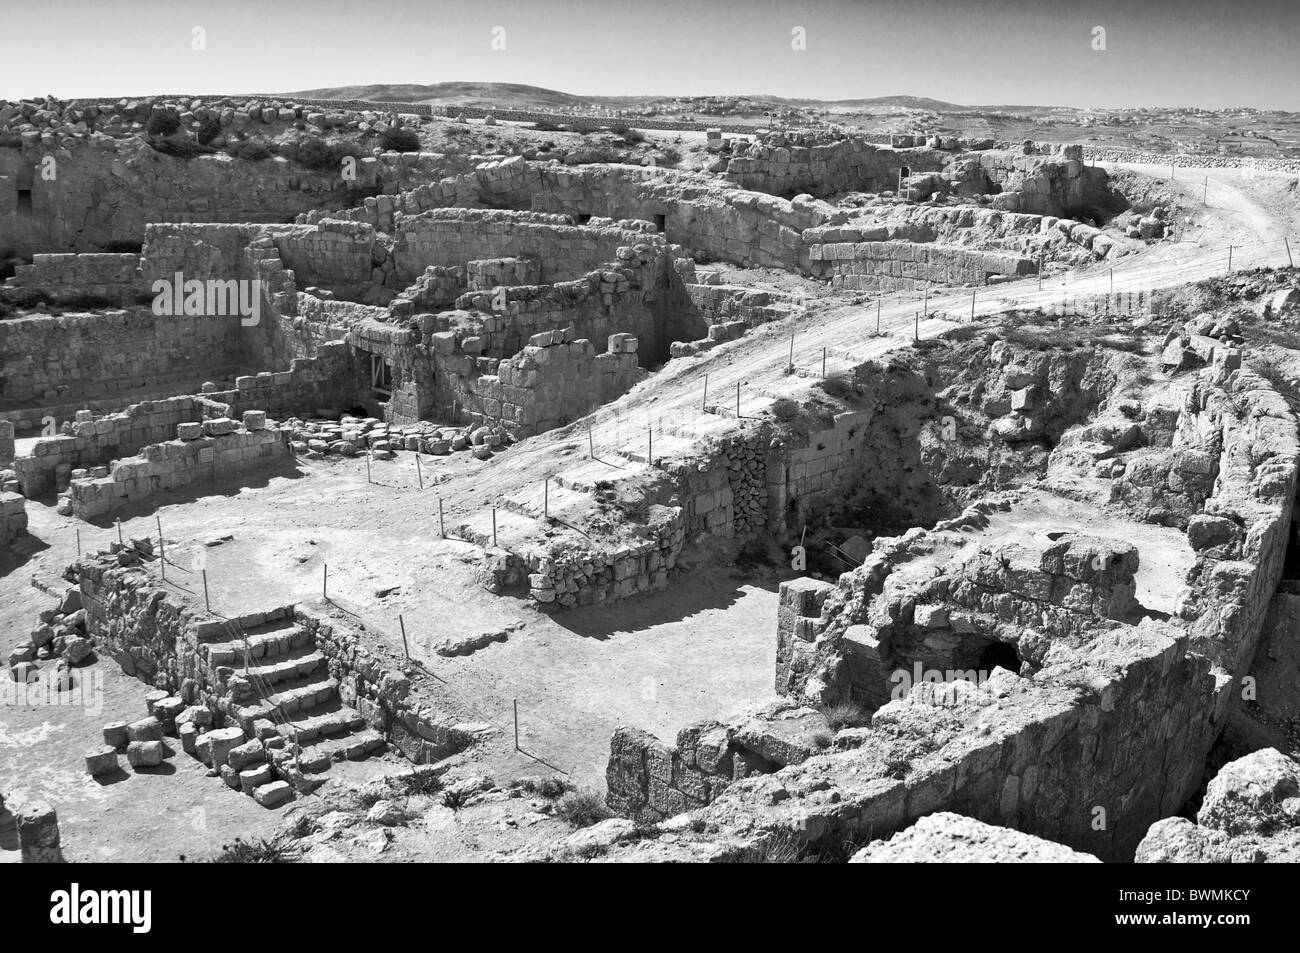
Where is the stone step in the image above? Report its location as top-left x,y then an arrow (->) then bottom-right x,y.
277,703 -> 366,745
243,624 -> 313,661
293,728 -> 388,773
243,648 -> 325,687
231,672 -> 339,723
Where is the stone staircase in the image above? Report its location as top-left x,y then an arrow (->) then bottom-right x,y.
196,612 -> 386,777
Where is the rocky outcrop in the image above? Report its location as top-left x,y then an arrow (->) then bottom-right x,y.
1137,749 -> 1300,862
850,811 -> 1100,863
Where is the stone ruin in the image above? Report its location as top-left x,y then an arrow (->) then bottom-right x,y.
2,92 -> 1299,865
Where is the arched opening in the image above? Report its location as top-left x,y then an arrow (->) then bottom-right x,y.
978,640 -> 1021,675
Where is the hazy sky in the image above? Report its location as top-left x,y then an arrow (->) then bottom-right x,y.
4,0 -> 1297,109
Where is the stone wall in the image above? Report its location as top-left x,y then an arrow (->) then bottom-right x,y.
64,414 -> 290,519
0,137 -> 382,256
389,208 -> 658,285
0,419 -> 12,466
268,220 -> 377,290
0,307 -> 245,406
722,136 -> 948,197
0,490 -> 27,552
217,341 -> 367,420
464,332 -> 646,439
301,610 -> 477,763
13,396 -> 220,497
806,240 -> 1034,291
607,701 -> 830,824
6,252 -> 145,301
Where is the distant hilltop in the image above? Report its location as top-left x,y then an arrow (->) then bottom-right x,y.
279,83 -> 998,112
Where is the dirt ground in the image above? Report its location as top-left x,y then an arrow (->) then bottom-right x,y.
0,445 -> 783,858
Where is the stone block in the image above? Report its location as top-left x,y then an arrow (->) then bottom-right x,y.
126,740 -> 166,769
127,716 -> 163,742
85,746 -> 119,777
253,780 -> 294,807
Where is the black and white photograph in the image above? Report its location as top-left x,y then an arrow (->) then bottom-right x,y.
0,0 -> 1297,917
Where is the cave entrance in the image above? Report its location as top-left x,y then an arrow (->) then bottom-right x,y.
652,214 -> 666,233
978,640 -> 1021,676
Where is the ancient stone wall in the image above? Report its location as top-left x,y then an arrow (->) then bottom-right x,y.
13,396 -> 220,497
722,137 -> 947,197
0,490 -> 27,552
7,252 -> 145,301
806,240 -> 1034,291
389,208 -> 657,286
301,610 -> 476,763
65,414 -> 290,519
464,332 -> 646,439
215,342 -> 367,421
0,138 -> 381,256
267,220 -> 376,290
0,307 -> 245,406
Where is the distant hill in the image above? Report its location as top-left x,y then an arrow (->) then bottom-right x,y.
279,83 -> 1041,113
282,82 -> 653,110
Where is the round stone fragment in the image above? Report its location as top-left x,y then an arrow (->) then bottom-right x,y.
102,721 -> 130,747
126,740 -> 165,769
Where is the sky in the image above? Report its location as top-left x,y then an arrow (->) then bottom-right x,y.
3,0 -> 1297,109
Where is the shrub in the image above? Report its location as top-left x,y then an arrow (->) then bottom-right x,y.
145,109 -> 181,137
196,116 -> 223,145
209,837 -> 292,863
819,700 -> 869,731
0,287 -> 52,318
770,397 -> 800,420
149,138 -> 214,160
554,789 -> 610,827
395,769 -> 444,798
883,759 -> 912,780
810,730 -> 834,750
441,788 -> 470,811
609,123 -> 646,143
227,138 -> 274,162
380,127 -> 421,152
516,776 -> 571,799
720,830 -> 816,864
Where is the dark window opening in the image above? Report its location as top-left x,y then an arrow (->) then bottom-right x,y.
978,640 -> 1021,676
652,214 -> 666,232
16,189 -> 33,215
